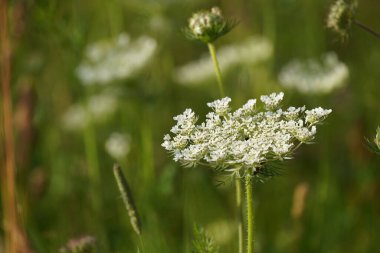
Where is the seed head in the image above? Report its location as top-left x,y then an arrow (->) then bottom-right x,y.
326,0 -> 357,40
113,164 -> 142,235
185,7 -> 236,44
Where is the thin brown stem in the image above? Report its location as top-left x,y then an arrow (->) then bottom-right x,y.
0,0 -> 18,252
354,19 -> 380,40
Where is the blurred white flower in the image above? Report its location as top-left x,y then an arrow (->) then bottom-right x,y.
62,105 -> 90,131
76,33 -> 157,85
87,94 -> 118,122
174,36 -> 273,85
62,93 -> 118,131
278,52 -> 349,94
162,92 -> 331,177
105,132 -> 131,161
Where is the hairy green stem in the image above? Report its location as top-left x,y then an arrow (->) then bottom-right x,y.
207,43 -> 225,97
236,178 -> 243,253
245,175 -> 254,253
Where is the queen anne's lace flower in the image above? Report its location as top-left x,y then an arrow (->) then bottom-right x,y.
162,92 -> 331,177
305,107 -> 332,124
105,132 -> 131,161
278,52 -> 349,94
260,92 -> 284,110
207,97 -> 231,115
76,33 -> 156,85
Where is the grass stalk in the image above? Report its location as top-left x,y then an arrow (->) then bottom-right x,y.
245,175 -> 254,253
207,43 -> 225,97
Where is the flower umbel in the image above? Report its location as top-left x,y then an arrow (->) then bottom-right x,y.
326,0 -> 357,39
185,7 -> 236,44
162,92 -> 332,177
278,52 -> 349,94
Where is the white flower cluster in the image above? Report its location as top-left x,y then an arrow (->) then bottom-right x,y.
62,93 -> 118,131
105,132 -> 131,161
174,37 -> 273,85
162,92 -> 331,176
76,33 -> 157,85
278,52 -> 349,94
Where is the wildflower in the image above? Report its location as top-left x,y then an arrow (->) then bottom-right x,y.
278,52 -> 349,94
76,33 -> 157,85
62,93 -> 118,131
59,235 -> 97,253
162,93 -> 331,177
87,94 -> 118,121
105,132 -> 131,161
185,7 -> 236,44
326,0 -> 357,39
305,107 -> 332,125
174,37 -> 273,85
62,105 -> 90,131
260,92 -> 284,110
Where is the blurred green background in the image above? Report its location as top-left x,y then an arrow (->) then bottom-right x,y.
1,0 -> 380,252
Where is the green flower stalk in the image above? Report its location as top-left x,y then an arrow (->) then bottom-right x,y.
185,7 -> 237,97
245,176 -> 254,253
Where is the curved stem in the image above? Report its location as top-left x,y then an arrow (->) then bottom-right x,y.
207,43 -> 225,97
236,178 -> 243,253
245,175 -> 254,253
354,19 -> 380,40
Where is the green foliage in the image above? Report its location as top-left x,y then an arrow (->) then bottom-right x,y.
192,225 -> 219,253
1,0 -> 380,252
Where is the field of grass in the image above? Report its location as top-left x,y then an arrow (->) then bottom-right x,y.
1,0 -> 380,252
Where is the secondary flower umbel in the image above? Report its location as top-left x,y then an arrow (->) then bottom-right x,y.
162,92 -> 331,177
326,0 -> 357,39
185,7 -> 236,43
